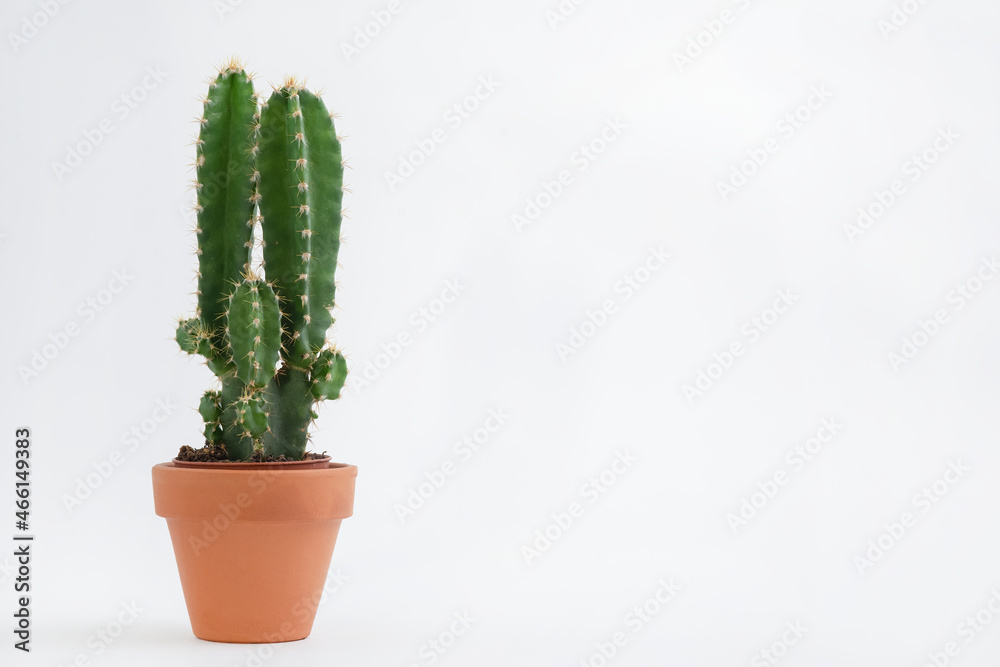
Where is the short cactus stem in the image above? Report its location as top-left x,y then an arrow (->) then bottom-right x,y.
226,275 -> 282,388
310,348 -> 348,401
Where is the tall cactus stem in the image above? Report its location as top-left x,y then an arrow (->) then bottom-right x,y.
259,82 -> 343,369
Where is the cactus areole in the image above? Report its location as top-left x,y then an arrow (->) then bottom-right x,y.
175,60 -> 348,462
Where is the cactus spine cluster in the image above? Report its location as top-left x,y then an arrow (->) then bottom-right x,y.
176,60 -> 347,461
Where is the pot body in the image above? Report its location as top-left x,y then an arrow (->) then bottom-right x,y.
152,460 -> 357,643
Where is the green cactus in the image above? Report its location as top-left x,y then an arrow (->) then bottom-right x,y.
226,277 -> 282,388
175,62 -> 349,462
258,81 -> 344,368
198,390 -> 223,443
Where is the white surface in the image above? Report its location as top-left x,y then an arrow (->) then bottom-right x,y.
2,0 -> 1000,665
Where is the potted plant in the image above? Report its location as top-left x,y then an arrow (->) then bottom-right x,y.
151,59 -> 357,644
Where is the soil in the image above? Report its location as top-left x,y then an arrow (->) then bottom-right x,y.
175,443 -> 230,462
175,444 -> 328,463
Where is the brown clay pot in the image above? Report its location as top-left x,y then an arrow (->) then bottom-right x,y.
151,458 -> 357,643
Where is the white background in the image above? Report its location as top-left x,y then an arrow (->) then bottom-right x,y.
2,0 -> 1000,665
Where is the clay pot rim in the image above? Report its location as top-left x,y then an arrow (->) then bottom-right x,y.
156,460 -> 358,478
152,460 -> 357,521
168,455 -> 343,471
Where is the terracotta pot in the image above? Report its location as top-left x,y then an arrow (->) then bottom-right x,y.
151,459 -> 357,643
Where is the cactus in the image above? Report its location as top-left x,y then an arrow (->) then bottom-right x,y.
175,60 -> 348,461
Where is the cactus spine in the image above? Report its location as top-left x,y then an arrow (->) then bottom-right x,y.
176,61 -> 348,461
